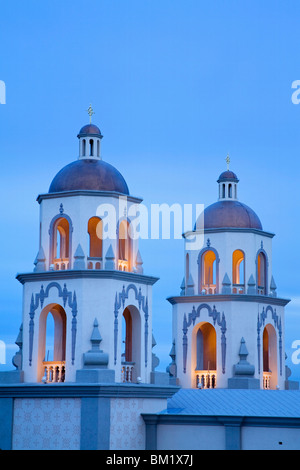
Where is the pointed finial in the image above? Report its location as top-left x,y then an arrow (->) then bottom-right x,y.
226,153 -> 230,170
87,104 -> 95,124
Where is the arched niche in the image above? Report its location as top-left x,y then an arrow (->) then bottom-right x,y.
37,303 -> 67,382
121,305 -> 141,382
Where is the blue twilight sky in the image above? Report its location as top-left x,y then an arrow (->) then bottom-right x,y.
1,0 -> 300,380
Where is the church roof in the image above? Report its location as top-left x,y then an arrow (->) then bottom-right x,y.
195,168 -> 263,231
201,200 -> 263,230
160,389 -> 300,417
49,159 -> 129,194
77,123 -> 103,138
217,170 -> 239,183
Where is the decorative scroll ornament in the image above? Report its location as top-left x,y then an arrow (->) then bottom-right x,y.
114,284 -> 149,367
182,303 -> 227,374
28,282 -> 77,366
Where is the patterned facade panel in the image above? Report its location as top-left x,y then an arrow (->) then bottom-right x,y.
12,398 -> 81,450
110,398 -> 165,450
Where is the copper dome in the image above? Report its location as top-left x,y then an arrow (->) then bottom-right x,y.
195,200 -> 263,230
77,124 -> 103,138
217,170 -> 239,183
49,159 -> 129,194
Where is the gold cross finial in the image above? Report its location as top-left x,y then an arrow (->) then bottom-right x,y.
87,104 -> 95,124
226,153 -> 230,170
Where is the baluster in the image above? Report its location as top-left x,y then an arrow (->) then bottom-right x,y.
57,365 -> 62,382
46,365 -> 50,383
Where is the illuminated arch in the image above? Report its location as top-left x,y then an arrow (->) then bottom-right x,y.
121,305 -> 141,383
232,249 -> 245,293
263,323 -> 278,389
256,249 -> 268,295
38,303 -> 67,382
192,321 -> 217,389
49,213 -> 73,270
88,216 -> 103,258
198,247 -> 220,294
118,219 -> 132,271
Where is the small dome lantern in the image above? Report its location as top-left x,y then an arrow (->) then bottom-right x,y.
78,105 -> 103,160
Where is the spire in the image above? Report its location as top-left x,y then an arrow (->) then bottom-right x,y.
228,338 -> 260,389
221,273 -> 231,294
73,244 -> 86,270
180,278 -> 185,296
12,324 -> 23,370
135,250 -> 143,274
232,337 -> 255,376
186,274 -> 195,295
90,318 -> 103,350
151,333 -> 160,372
270,276 -> 277,297
33,246 -> 46,273
247,274 -> 256,294
82,318 -> 109,367
105,245 -> 115,270
166,340 -> 177,380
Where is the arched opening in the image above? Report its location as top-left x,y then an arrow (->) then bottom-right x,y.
82,139 -> 86,156
122,308 -> 132,363
257,251 -> 267,295
52,217 -> 70,270
222,184 -> 225,198
89,139 -> 94,156
118,220 -> 132,271
263,324 -> 277,389
232,249 -> 245,293
38,304 -> 67,383
97,140 -> 100,157
228,184 -> 232,198
121,306 -> 141,383
88,217 -> 103,261
201,250 -> 217,294
45,313 -> 55,362
194,322 -> 217,389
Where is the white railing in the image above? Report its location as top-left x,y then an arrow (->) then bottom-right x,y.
263,372 -> 271,389
42,361 -> 65,383
87,257 -> 102,270
232,284 -> 245,294
53,258 -> 70,271
118,260 -> 129,271
121,362 -> 135,383
201,284 -> 217,295
195,370 -> 217,389
258,286 -> 266,295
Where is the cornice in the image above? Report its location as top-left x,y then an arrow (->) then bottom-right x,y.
36,190 -> 143,205
0,383 -> 179,399
167,294 -> 290,306
183,227 -> 275,239
16,270 -> 159,286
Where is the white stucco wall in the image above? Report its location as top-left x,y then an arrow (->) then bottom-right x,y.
157,424 -> 225,450
21,276 -> 154,384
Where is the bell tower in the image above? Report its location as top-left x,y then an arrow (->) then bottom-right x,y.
14,119 -> 160,385
167,165 -> 290,390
